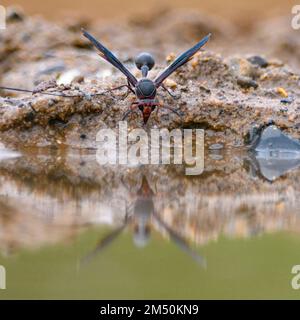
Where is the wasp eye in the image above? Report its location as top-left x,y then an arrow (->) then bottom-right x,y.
138,105 -> 144,111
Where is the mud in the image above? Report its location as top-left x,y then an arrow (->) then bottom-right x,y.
0,7 -> 299,149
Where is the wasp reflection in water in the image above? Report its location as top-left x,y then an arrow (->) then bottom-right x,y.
82,174 -> 206,267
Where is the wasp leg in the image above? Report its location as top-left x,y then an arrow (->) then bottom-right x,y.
127,79 -> 135,94
122,102 -> 139,121
120,79 -> 135,99
0,86 -> 80,98
161,84 -> 180,100
90,84 -> 130,98
159,104 -> 184,121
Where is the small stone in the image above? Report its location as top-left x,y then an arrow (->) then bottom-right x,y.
191,58 -> 199,68
199,85 -> 211,93
166,53 -> 176,63
209,154 -> 223,160
24,112 -> 35,122
247,56 -> 268,68
48,99 -> 56,107
280,96 -> 293,104
57,70 -> 80,85
229,57 -> 257,78
72,76 -> 85,84
280,106 -> 288,112
288,114 -> 296,122
164,79 -> 177,89
276,87 -> 288,98
6,6 -> 25,22
237,77 -> 258,89
209,143 -> 224,150
206,130 -> 214,137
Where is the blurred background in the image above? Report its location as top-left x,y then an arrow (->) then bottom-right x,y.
1,0 -> 296,29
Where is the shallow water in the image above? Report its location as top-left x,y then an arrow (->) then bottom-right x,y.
0,147 -> 300,299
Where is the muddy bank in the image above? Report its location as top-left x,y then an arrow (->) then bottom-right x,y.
0,8 -> 299,148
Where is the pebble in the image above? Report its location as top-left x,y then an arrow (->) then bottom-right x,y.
57,70 -> 81,85
280,96 -> 294,104
24,111 -> 35,122
199,85 -> 211,93
72,76 -> 85,84
166,53 -> 176,63
237,77 -> 258,89
206,130 -> 215,137
164,79 -> 177,89
209,154 -> 223,161
6,6 -> 25,22
191,58 -> 199,68
48,99 -> 56,107
229,57 -> 257,78
247,56 -> 268,68
209,143 -> 224,150
288,114 -> 296,122
280,106 -> 288,112
276,87 -> 288,98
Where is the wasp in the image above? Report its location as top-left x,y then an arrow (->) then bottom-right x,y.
82,30 -> 211,124
0,29 -> 211,124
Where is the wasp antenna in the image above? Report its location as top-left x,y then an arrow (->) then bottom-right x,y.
0,86 -> 33,94
0,86 -> 78,98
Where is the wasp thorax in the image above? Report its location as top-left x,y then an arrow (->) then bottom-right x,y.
135,52 -> 155,71
136,79 -> 156,99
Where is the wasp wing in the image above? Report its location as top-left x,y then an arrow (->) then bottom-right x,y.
152,210 -> 206,267
82,29 -> 138,87
81,206 -> 131,266
154,33 -> 211,88
81,224 -> 127,265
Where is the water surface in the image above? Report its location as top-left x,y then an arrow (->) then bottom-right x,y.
0,147 -> 300,299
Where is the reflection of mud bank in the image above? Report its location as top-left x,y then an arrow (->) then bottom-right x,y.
0,150 -> 300,253
0,198 -> 83,255
0,9 -> 299,148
